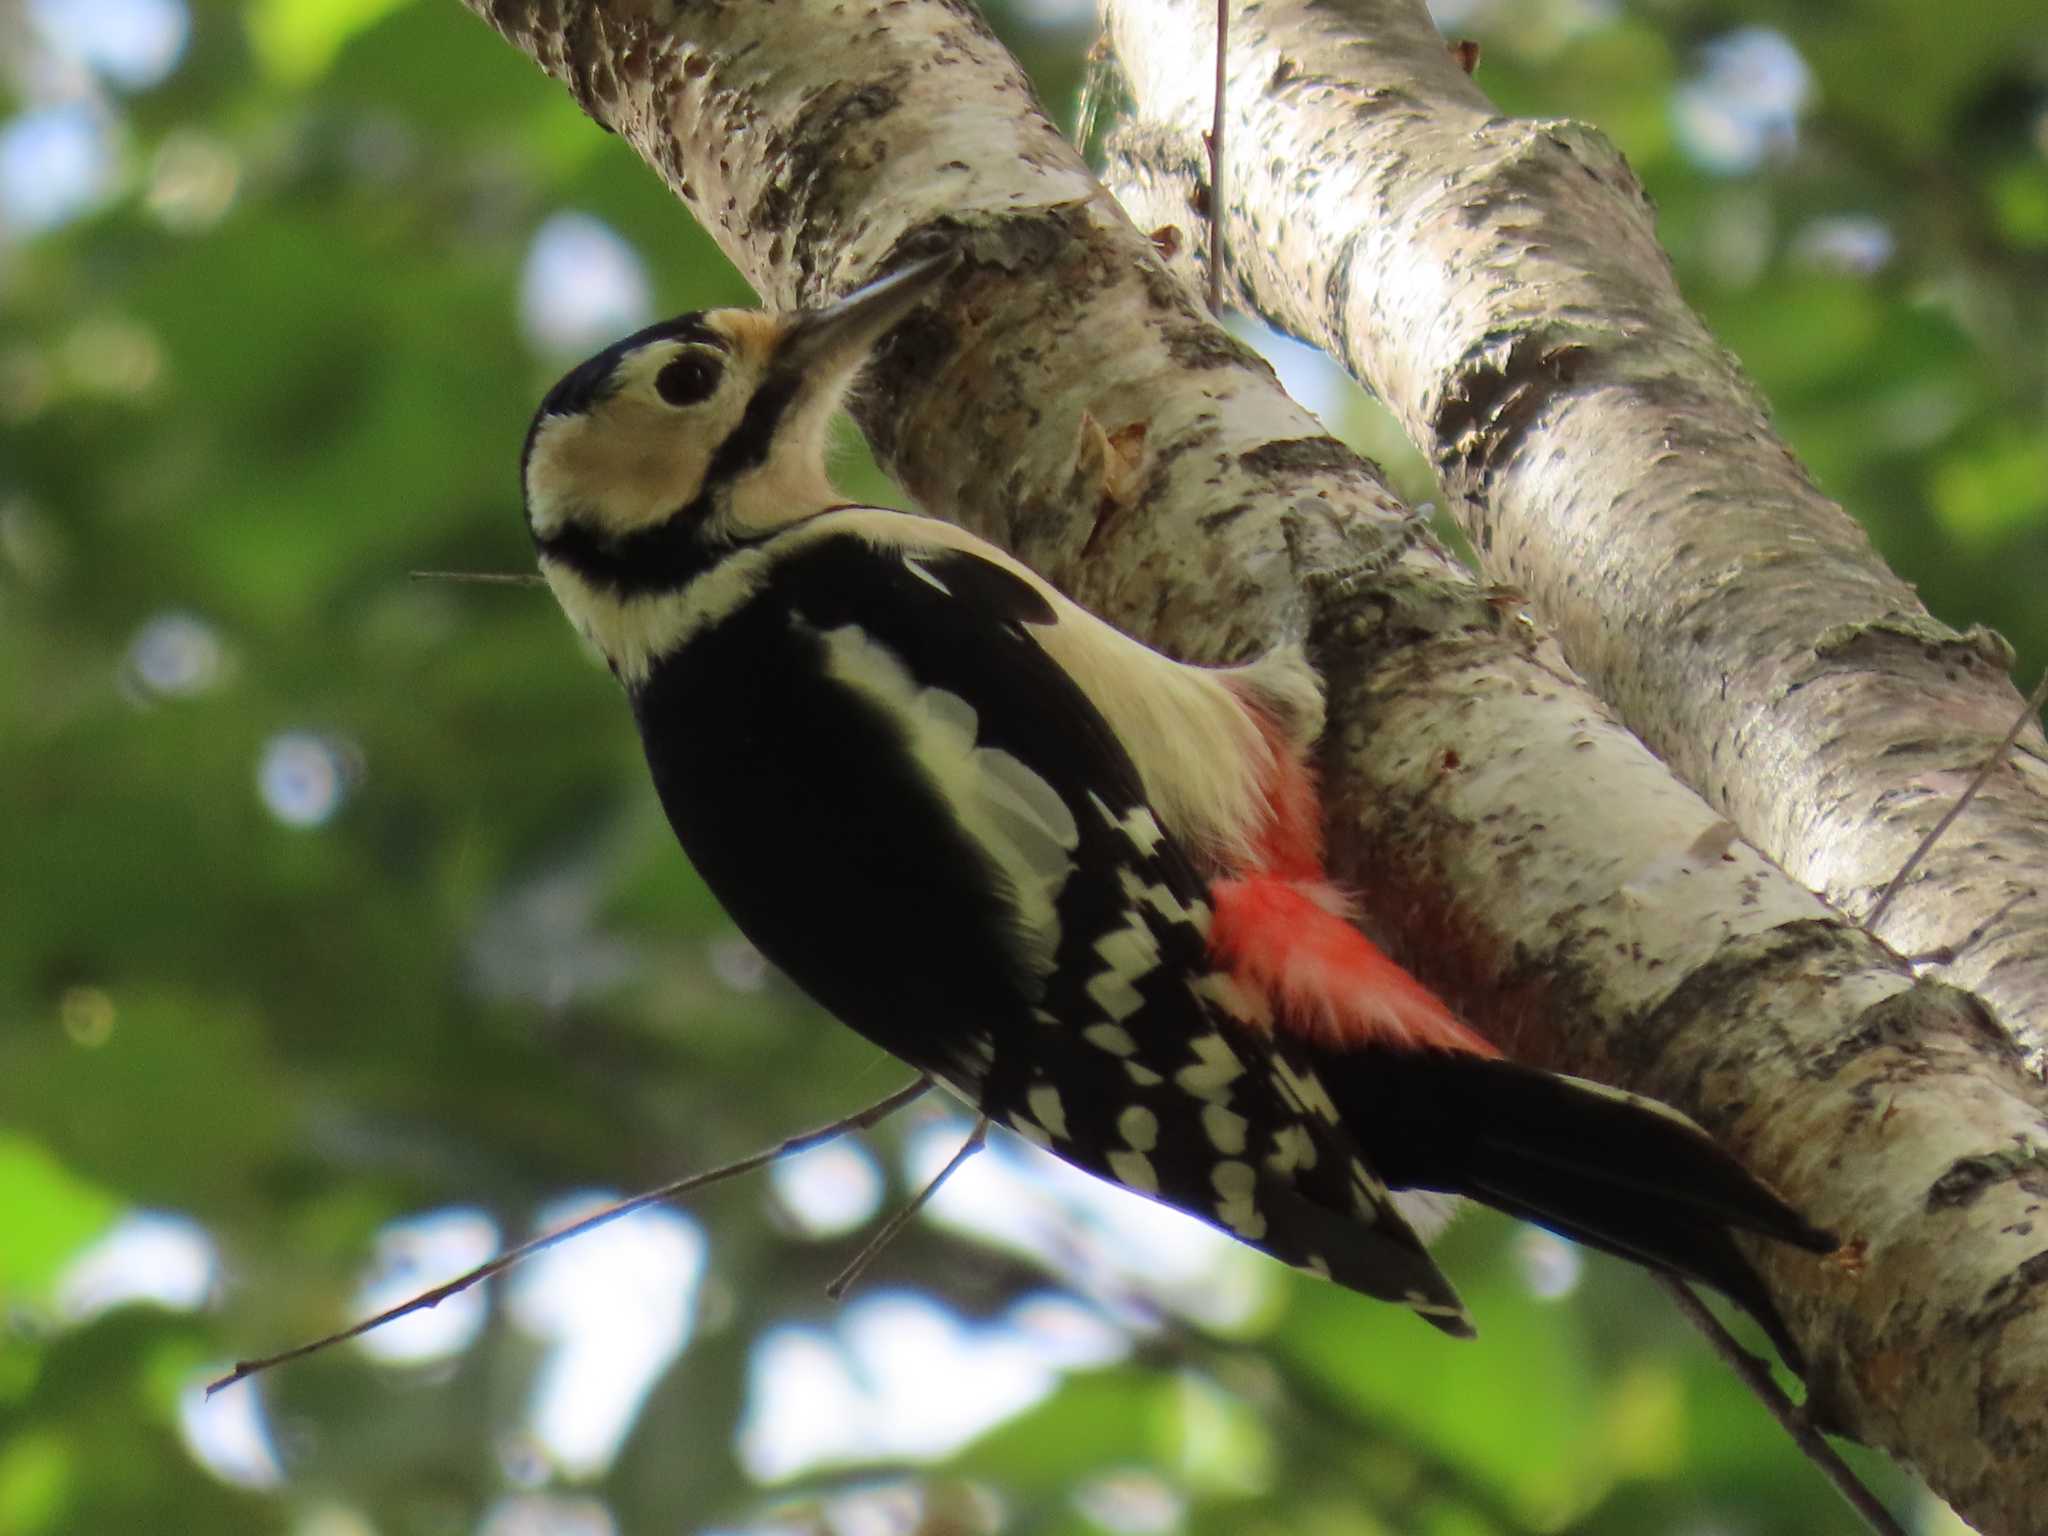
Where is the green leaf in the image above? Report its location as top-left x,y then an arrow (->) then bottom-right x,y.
246,0 -> 418,85
0,1432 -> 76,1536
1930,429 -> 2048,548
1271,1237 -> 1603,1527
0,1134 -> 122,1301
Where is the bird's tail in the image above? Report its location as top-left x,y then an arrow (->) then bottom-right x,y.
1321,1046 -> 1837,1369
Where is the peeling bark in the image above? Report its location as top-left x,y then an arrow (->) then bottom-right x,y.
1097,0 -> 2048,1084
458,0 -> 2048,1528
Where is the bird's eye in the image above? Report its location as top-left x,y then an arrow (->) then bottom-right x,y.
655,351 -> 723,407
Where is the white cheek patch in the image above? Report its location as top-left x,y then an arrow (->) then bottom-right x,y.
527,394 -> 725,543
815,621 -> 1079,983
540,545 -> 775,687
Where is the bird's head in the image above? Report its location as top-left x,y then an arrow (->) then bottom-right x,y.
521,252 -> 957,595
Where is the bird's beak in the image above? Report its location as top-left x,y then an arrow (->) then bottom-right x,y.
774,251 -> 961,383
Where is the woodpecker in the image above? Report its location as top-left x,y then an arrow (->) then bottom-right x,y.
520,252 -> 1834,1362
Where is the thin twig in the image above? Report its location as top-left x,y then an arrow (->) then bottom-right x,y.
1208,0 -> 1227,315
409,569 -> 548,587
1656,1275 -> 1909,1536
1866,667 -> 2048,929
825,1115 -> 989,1300
207,1076 -> 931,1396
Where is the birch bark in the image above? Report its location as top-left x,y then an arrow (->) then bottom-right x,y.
1098,0 -> 2048,1078
457,0 -> 2048,1529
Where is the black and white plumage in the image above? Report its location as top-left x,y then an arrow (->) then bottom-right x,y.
520,254 -> 1835,1358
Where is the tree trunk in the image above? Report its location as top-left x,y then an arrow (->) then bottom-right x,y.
457,1 -> 2048,1529
1099,0 -> 2048,1071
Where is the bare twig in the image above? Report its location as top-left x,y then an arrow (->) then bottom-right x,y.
1208,0 -> 1227,315
408,569 -> 548,586
825,1115 -> 990,1300
207,1076 -> 931,1395
1865,668 -> 2048,929
1655,1275 -> 1909,1536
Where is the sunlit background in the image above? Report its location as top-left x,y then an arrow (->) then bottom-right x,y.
3,0 -> 2045,1531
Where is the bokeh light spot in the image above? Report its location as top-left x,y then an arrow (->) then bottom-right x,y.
0,106 -> 119,236
179,1373 -> 285,1489
507,1196 -> 703,1478
57,1210 -> 216,1320
257,731 -> 359,828
351,1207 -> 499,1364
1075,1471 -> 1184,1535
476,1493 -> 618,1536
58,985 -> 116,1047
1515,1228 -> 1585,1301
30,0 -> 190,89
147,130 -> 240,232
1672,28 -> 1812,175
769,1139 -> 885,1238
126,612 -> 225,699
519,213 -> 653,357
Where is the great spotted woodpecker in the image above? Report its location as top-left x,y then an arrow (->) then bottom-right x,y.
520,252 -> 1834,1361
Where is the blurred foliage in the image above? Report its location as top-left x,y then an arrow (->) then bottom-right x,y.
0,0 -> 2040,1533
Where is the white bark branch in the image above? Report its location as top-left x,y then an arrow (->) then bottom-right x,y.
1101,1 -> 2048,1526
458,1 -> 2048,1527
1098,0 -> 2048,1075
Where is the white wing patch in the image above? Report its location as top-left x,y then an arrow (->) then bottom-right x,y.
903,553 -> 953,595
816,621 -> 1078,981
1118,1104 -> 1160,1152
1265,1123 -> 1317,1175
1200,1103 -> 1248,1156
1089,792 -> 1167,857
1085,912 -> 1159,1022
1107,1148 -> 1160,1195
1211,1159 -> 1266,1240
1083,1022 -> 1139,1057
1116,867 -> 1207,930
1027,1082 -> 1071,1141
1175,1032 -> 1245,1101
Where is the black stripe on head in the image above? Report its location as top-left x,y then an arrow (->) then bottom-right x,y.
702,366 -> 803,487
519,314 -> 729,489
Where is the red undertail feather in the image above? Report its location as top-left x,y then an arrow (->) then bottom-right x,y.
1210,875 -> 1501,1057
1212,706 -> 1498,1059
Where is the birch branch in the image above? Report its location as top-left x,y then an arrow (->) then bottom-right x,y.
1098,0 -> 2048,1075
457,0 -> 2048,1528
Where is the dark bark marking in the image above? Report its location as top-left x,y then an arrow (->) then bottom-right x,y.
1927,1145 -> 2048,1213
1970,1247 -> 2048,1343
1432,334 -> 1594,482
1240,435 -> 1356,480
754,80 -> 905,243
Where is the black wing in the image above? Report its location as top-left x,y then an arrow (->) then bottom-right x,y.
629,519 -> 1471,1332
